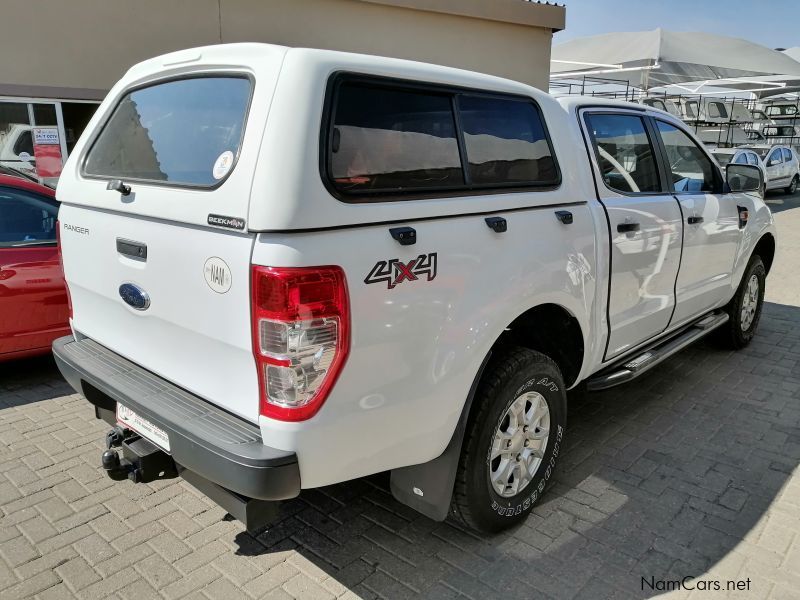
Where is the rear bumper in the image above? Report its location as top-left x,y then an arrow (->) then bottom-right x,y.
52,335 -> 300,501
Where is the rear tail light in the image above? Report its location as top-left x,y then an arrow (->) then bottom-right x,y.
55,220 -> 73,319
251,265 -> 350,421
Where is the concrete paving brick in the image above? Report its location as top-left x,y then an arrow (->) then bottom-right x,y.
0,533 -> 39,567
55,556 -> 101,592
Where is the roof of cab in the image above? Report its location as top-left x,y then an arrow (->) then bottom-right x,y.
124,42 -> 547,100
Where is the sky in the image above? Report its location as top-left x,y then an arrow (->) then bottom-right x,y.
555,0 -> 799,50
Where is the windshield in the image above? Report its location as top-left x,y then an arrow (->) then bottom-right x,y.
83,76 -> 252,187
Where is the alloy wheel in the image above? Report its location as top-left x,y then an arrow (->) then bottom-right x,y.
489,392 -> 550,497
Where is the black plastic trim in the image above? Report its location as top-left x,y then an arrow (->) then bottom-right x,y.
252,200 -> 588,234
52,336 -> 300,501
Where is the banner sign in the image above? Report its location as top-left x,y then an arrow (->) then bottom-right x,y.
32,127 -> 63,179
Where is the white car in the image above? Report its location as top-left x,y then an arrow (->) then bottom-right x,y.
53,44 -> 776,534
745,145 -> 800,194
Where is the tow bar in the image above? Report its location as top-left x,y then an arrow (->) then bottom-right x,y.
101,425 -> 177,483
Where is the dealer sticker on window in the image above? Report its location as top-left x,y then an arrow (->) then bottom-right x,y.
116,404 -> 171,452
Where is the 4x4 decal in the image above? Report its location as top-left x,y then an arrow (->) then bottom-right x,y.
364,253 -> 437,289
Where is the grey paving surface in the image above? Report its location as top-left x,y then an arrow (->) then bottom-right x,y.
2,191 -> 800,600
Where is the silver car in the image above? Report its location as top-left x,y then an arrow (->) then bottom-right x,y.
743,145 -> 800,194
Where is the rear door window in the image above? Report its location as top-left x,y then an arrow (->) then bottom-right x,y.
83,76 -> 251,187
585,113 -> 661,194
329,82 -> 463,194
457,95 -> 558,186
783,148 -> 793,162
746,153 -> 759,166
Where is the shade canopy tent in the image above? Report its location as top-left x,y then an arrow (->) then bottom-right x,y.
708,49 -> 800,98
551,29 -> 800,91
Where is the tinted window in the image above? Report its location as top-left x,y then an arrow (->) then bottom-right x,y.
84,77 -> 251,187
0,187 -> 58,247
330,83 -> 463,193
586,114 -> 661,194
458,96 -> 557,186
656,122 -> 716,193
783,148 -> 793,162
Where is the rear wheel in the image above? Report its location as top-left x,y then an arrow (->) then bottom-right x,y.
785,175 -> 798,195
451,347 -> 567,533
721,255 -> 765,349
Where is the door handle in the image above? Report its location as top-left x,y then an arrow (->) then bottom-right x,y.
617,222 -> 640,233
687,216 -> 704,225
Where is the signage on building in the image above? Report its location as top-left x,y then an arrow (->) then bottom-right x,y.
32,127 -> 63,179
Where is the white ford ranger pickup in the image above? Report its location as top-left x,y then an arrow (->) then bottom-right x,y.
53,44 -> 776,533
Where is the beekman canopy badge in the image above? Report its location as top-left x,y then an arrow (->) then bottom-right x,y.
204,257 -> 232,294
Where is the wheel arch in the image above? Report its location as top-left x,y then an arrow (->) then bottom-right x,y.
753,232 -> 776,275
389,302 -> 587,521
494,303 -> 586,388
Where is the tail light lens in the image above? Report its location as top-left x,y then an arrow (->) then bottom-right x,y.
55,220 -> 73,319
251,265 -> 349,421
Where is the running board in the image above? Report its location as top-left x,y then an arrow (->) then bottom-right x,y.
586,312 -> 729,391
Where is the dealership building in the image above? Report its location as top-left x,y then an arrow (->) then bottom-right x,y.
0,0 -> 564,184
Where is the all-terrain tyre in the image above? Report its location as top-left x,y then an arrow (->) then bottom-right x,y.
721,255 -> 766,349
451,346 -> 567,533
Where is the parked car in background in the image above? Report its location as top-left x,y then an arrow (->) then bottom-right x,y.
711,147 -> 766,193
745,144 -> 800,193
0,174 -> 69,360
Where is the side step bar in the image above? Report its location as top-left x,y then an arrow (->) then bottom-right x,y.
586,311 -> 729,391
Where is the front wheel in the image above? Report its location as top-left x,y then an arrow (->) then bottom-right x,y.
722,255 -> 766,349
451,347 -> 567,533
785,175 -> 798,195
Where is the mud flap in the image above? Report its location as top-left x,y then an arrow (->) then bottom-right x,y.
389,352 -> 491,521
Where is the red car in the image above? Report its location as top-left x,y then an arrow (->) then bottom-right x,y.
0,174 -> 69,360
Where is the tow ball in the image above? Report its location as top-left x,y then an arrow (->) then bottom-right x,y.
101,425 -> 177,483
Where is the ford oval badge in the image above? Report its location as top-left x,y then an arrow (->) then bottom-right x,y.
119,283 -> 150,311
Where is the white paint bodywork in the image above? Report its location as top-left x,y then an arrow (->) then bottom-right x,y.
56,44 -> 776,489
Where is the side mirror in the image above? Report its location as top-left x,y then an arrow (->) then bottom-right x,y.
726,163 -> 763,195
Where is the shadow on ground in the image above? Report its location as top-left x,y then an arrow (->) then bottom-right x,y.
229,302 -> 800,599
763,188 -> 800,214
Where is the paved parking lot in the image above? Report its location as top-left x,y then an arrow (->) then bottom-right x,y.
2,192 -> 800,600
